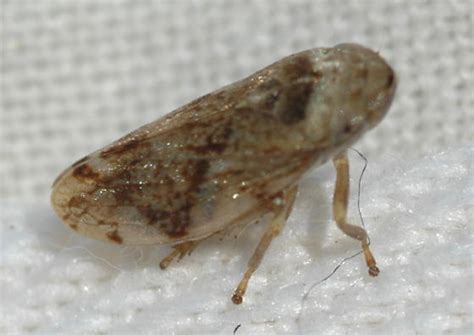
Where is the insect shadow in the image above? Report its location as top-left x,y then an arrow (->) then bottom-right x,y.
295,169 -> 332,259
25,205 -> 144,270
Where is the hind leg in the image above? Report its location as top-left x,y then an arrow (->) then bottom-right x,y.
159,240 -> 201,269
232,186 -> 298,304
159,205 -> 266,270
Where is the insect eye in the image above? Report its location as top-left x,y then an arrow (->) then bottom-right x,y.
386,72 -> 395,88
343,124 -> 352,134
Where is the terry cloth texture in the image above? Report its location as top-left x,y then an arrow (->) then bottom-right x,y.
1,1 -> 472,334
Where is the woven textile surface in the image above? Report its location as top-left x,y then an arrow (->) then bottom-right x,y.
1,1 -> 473,334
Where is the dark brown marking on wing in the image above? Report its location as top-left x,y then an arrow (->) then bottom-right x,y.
351,88 -> 363,100
275,54 -> 316,125
72,164 -> 100,181
313,70 -> 323,80
138,206 -> 170,226
97,220 -> 118,228
166,159 -> 210,238
185,124 -> 233,154
88,158 -> 151,206
281,54 -> 315,82
65,195 -> 89,219
106,230 -> 123,244
68,195 -> 84,208
112,184 -> 143,205
276,80 -> 314,125
189,160 -> 210,192
69,223 -> 78,231
236,54 -> 318,126
52,155 -> 92,187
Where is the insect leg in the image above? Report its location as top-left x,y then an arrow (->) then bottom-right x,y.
159,241 -> 200,270
332,151 -> 380,276
231,186 -> 298,305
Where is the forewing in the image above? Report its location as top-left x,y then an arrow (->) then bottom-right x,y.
51,50 -> 328,245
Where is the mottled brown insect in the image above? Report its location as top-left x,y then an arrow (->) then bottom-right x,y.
51,43 -> 396,304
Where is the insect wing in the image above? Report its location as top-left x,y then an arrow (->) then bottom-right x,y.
51,51 -> 323,245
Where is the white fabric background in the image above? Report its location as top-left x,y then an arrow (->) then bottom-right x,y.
0,1 -> 472,334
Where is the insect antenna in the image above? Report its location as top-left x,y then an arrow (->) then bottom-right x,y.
351,147 -> 371,246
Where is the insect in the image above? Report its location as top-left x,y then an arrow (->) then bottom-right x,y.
51,43 -> 396,304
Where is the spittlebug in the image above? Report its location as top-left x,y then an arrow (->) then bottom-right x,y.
51,43 -> 396,304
